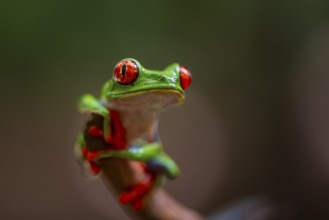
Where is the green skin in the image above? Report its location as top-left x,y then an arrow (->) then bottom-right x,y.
75,58 -> 187,182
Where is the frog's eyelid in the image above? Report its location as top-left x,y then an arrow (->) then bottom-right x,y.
129,59 -> 139,70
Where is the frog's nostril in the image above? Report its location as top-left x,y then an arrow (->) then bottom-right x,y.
179,66 -> 192,90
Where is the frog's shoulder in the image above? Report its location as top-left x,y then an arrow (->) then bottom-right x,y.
99,80 -> 114,100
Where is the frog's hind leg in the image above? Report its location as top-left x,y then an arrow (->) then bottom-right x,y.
117,160 -> 163,210
119,171 -> 163,211
133,174 -> 164,210
146,153 -> 180,179
127,154 -> 181,209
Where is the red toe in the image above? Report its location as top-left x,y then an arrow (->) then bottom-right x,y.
88,126 -> 103,138
87,151 -> 99,161
119,181 -> 152,204
133,199 -> 144,211
89,161 -> 101,175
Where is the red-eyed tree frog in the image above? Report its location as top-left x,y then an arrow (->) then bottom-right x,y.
74,58 -> 192,210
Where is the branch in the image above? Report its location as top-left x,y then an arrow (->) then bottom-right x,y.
99,158 -> 204,220
84,114 -> 203,219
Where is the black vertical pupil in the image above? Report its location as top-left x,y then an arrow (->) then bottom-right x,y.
121,64 -> 127,77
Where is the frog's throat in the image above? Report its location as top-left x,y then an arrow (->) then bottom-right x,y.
107,89 -> 185,107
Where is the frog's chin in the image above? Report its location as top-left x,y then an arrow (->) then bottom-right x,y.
106,89 -> 185,111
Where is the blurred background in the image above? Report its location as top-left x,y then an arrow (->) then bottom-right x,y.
1,0 -> 329,219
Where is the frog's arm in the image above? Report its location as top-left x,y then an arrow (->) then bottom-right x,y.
98,142 -> 162,161
74,131 -> 97,176
78,94 -> 110,137
73,131 -> 85,159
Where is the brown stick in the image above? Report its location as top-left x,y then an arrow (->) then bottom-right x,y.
99,158 -> 204,220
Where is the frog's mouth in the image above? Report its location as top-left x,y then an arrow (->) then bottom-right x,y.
107,89 -> 185,111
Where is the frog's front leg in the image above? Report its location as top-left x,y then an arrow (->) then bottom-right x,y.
77,94 -> 111,174
78,94 -> 110,139
74,131 -> 103,175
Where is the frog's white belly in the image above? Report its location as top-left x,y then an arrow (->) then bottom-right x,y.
118,109 -> 158,144
107,90 -> 183,144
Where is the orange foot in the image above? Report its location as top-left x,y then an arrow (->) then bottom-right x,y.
119,176 -> 155,210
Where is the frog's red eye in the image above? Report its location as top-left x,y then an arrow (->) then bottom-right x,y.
114,59 -> 139,85
179,65 -> 192,90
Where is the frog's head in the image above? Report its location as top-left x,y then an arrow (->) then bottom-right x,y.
100,58 -> 192,110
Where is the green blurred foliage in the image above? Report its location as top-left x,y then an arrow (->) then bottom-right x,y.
1,0 -> 329,135
1,0 -> 329,96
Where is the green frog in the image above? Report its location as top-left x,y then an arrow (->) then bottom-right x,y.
74,58 -> 192,210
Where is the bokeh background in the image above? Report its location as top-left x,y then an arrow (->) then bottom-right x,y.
1,1 -> 329,219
